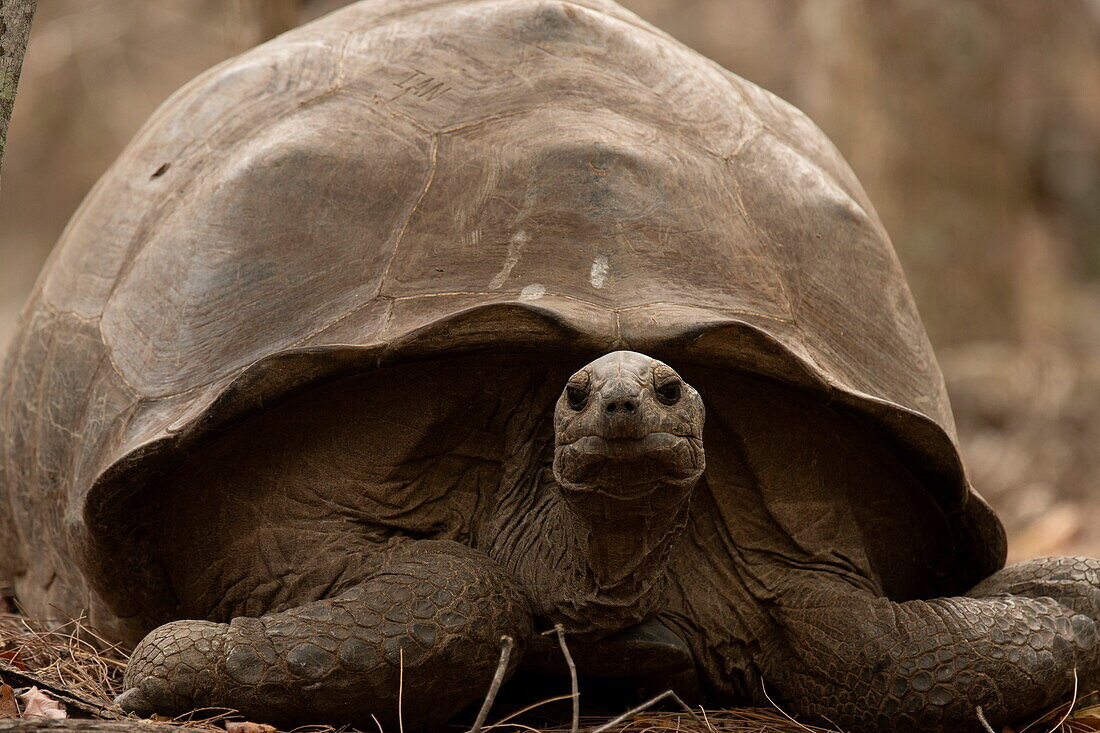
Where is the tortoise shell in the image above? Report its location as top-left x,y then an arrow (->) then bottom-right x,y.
0,0 -> 1004,638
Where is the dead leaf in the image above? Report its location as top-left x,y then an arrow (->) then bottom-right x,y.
0,685 -> 18,718
0,650 -> 27,670
226,722 -> 277,733
1071,705 -> 1100,731
18,687 -> 66,719
1073,705 -> 1100,719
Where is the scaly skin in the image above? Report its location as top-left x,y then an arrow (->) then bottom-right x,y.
118,351 -> 707,728
118,541 -> 531,731
763,556 -> 1100,732
116,353 -> 1100,732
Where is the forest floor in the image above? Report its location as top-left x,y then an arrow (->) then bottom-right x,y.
0,612 -> 1097,733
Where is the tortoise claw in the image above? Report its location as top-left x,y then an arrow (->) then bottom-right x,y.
115,687 -> 153,717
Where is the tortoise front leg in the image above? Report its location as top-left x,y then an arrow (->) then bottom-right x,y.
760,557 -> 1100,733
116,540 -> 531,731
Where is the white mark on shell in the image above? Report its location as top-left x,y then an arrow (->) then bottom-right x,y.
489,230 -> 528,289
589,255 -> 609,289
520,283 -> 546,300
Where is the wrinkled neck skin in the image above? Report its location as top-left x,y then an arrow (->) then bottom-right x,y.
560,479 -> 695,636
488,351 -> 705,638
492,464 -> 696,638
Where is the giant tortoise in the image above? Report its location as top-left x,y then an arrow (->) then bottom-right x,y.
0,1 -> 1097,731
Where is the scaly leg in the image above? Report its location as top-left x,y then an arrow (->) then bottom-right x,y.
117,540 -> 532,731
760,557 -> 1100,732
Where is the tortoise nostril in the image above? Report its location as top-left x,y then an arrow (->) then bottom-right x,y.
604,399 -> 637,415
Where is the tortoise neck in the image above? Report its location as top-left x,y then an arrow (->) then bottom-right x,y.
488,463 -> 693,637
550,493 -> 692,636
484,401 -> 696,636
561,487 -> 694,580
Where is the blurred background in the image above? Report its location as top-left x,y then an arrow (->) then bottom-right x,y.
2,0 -> 1098,560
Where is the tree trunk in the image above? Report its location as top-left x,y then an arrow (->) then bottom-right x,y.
0,0 -> 36,192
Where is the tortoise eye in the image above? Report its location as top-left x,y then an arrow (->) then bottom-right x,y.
566,386 -> 588,410
653,365 -> 683,405
655,379 -> 681,405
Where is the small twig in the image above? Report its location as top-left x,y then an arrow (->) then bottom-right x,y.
490,725 -> 543,733
590,689 -> 703,733
545,624 -> 580,733
759,679 -> 827,733
977,705 -> 997,733
168,705 -> 238,725
698,707 -> 717,733
1018,678 -> 1097,733
398,647 -> 405,733
469,635 -> 515,733
1045,667 -> 1079,733
479,693 -> 576,731
0,659 -> 120,718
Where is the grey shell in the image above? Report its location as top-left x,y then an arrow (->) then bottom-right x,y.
0,0 -> 1004,631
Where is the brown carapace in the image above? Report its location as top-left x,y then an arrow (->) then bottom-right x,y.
0,1 -> 1096,731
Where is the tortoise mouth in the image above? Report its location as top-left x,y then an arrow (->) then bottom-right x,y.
554,432 -> 703,501
559,431 -> 696,459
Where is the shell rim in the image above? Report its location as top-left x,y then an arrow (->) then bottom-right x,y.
76,300 -> 1007,620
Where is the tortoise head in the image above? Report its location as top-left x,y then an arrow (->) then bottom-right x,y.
553,351 -> 705,519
